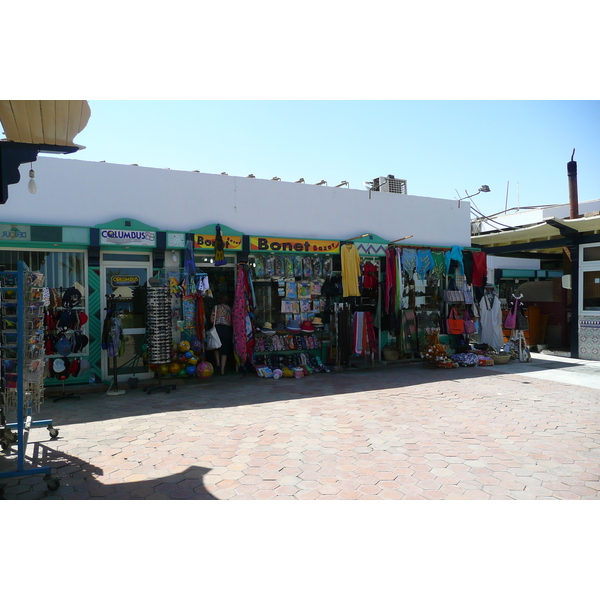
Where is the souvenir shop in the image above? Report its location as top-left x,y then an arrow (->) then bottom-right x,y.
0,215 -> 524,395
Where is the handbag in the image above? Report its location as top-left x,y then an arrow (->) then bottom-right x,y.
444,279 -> 465,303
516,307 -> 529,331
446,307 -> 465,335
462,281 -> 474,304
463,310 -> 476,334
504,299 -> 518,329
205,327 -> 222,350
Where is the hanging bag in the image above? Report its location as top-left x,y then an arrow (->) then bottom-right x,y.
504,299 -> 518,329
444,279 -> 465,303
463,310 -> 476,334
205,326 -> 222,350
446,307 -> 465,335
516,305 -> 529,331
462,281 -> 474,304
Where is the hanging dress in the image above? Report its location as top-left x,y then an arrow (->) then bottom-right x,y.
478,292 -> 504,351
341,243 -> 361,296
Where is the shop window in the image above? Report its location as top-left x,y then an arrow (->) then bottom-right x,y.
0,250 -> 86,293
582,270 -> 600,311
583,246 -> 600,262
103,253 -> 150,262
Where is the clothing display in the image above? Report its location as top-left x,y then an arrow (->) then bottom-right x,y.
478,289 -> 504,351
445,245 -> 465,276
341,243 -> 361,296
471,251 -> 487,288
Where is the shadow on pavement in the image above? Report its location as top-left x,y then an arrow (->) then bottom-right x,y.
0,442 -> 218,500
25,353 -> 600,430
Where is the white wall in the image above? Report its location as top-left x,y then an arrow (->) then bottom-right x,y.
2,157 -> 472,247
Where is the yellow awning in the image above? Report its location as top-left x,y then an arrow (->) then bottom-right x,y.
0,100 -> 90,148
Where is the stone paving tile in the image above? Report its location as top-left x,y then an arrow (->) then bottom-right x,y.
1,362 -> 599,501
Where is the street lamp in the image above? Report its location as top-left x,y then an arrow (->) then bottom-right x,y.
455,185 -> 491,208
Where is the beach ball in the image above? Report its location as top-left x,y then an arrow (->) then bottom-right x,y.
184,351 -> 193,359
178,340 -> 191,352
169,361 -> 181,375
191,339 -> 203,354
178,368 -> 188,377
196,361 -> 214,379
148,364 -> 158,372
177,353 -> 188,363
187,356 -> 198,365
159,364 -> 170,375
186,365 -> 197,376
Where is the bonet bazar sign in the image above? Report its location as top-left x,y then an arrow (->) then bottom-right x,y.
250,237 -> 340,253
194,234 -> 242,250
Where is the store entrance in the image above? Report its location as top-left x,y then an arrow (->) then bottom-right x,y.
100,253 -> 152,382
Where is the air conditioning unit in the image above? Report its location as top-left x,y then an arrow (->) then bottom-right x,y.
372,175 -> 407,194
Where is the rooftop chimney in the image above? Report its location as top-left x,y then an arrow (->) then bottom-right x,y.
567,149 -> 579,219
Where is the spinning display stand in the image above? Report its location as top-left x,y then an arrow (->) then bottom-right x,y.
0,262 -> 60,493
145,286 -> 176,394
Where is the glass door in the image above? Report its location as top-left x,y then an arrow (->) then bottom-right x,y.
101,254 -> 153,382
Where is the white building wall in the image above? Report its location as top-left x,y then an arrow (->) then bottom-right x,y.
2,157 -> 471,247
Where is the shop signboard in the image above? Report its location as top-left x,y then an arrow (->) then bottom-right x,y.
111,275 -> 141,288
250,236 -> 340,253
0,224 -> 30,241
194,233 -> 243,251
100,229 -> 156,247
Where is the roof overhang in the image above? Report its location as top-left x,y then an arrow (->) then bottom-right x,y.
471,214 -> 600,255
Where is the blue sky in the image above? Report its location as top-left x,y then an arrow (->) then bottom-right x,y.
58,100 -> 600,219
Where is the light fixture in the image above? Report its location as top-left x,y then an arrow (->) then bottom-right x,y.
272,176 -> 281,181
455,185 -> 491,208
295,178 -> 305,183
315,180 -> 327,186
28,165 -> 37,194
247,174 -> 255,178
335,181 -> 349,188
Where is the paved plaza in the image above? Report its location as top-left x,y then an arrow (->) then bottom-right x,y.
1,353 -> 599,500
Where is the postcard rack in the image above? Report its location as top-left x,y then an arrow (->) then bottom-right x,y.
0,261 -> 60,493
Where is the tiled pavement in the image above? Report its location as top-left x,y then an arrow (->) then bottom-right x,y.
1,355 -> 599,500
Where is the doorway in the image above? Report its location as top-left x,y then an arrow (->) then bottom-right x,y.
100,253 -> 153,382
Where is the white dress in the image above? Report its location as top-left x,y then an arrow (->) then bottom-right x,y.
478,292 -> 504,351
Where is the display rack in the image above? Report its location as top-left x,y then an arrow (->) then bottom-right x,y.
144,285 -> 176,394
0,261 -> 60,493
104,295 -> 126,396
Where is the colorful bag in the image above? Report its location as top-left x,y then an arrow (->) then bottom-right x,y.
464,310 -> 476,334
444,279 -> 464,303
462,281 -> 474,304
504,300 -> 518,329
446,307 -> 465,335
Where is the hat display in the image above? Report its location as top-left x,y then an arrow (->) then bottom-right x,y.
286,320 -> 302,332
52,358 -> 67,373
311,317 -> 324,328
300,320 -> 315,332
61,286 -> 83,309
274,323 -> 286,332
55,336 -> 73,357
261,322 -> 276,335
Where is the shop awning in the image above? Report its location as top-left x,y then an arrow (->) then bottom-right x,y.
472,214 -> 600,254
0,100 -> 91,148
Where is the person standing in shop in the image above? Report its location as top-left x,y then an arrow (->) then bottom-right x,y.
211,293 -> 233,375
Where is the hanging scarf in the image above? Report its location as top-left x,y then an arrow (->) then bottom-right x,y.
232,264 -> 255,365
401,248 -> 417,277
416,249 -> 434,279
445,245 -> 465,275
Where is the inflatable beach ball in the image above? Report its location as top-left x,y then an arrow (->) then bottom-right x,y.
178,340 -> 191,352
196,361 -> 214,378
169,362 -> 182,375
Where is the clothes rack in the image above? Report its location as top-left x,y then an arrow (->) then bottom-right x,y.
104,294 -> 126,396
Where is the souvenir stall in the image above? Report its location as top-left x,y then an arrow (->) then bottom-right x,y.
248,234 -> 337,376
381,243 -> 515,367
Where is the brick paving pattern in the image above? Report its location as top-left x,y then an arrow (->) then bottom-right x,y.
1,361 -> 599,500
